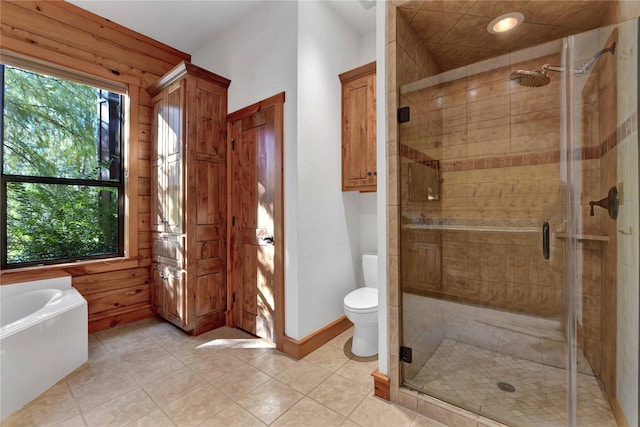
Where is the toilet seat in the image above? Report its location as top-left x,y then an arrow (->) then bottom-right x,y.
343,287 -> 378,312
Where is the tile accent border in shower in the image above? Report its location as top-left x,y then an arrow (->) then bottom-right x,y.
399,111 -> 638,172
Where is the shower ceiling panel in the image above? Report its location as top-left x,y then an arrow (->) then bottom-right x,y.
395,0 -> 612,71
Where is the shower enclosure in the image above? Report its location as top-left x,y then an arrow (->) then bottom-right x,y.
399,18 -> 639,427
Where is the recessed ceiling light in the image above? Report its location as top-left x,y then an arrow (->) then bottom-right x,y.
487,12 -> 525,34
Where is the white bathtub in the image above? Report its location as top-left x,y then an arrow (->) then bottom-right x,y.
0,277 -> 88,421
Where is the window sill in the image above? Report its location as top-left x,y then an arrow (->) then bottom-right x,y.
0,256 -> 142,285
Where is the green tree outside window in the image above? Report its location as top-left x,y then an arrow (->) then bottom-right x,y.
1,65 -> 124,267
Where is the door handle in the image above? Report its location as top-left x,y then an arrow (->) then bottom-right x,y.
260,234 -> 274,245
542,222 -> 550,260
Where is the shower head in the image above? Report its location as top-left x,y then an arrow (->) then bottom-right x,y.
510,69 -> 551,87
510,42 -> 617,87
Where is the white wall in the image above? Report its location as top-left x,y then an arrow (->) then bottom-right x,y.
360,30 -> 377,65
297,0 -> 376,337
193,0 -> 378,340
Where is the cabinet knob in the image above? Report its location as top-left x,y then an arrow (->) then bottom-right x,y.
374,171 -> 377,176
367,171 -> 372,176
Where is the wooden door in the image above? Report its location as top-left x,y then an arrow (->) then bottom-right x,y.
228,93 -> 284,344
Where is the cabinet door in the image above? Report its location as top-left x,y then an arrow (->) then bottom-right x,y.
152,82 -> 185,233
164,266 -> 188,328
151,264 -> 165,314
151,96 -> 165,232
152,233 -> 185,269
193,153 -> 226,331
195,79 -> 227,159
342,73 -> 376,192
164,82 -> 185,233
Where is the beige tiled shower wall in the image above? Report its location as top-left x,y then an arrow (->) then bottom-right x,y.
386,1 -> 441,404
398,53 -> 565,318
576,26 -> 619,401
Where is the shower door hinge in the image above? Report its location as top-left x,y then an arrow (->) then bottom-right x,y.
397,106 -> 410,123
400,346 -> 413,363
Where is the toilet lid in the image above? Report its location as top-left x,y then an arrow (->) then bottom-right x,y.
344,287 -> 378,310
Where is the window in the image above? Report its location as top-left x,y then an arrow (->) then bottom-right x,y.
1,64 -> 125,268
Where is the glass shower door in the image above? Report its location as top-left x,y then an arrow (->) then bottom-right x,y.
399,18 -> 639,426
399,40 -> 571,425
566,18 -> 639,427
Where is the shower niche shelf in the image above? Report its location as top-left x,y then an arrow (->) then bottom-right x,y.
554,232 -> 609,242
401,218 -> 539,233
402,224 -> 538,233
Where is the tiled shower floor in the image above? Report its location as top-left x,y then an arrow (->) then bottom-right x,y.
403,295 -> 617,427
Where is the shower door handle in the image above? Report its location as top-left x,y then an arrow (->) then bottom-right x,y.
542,222 -> 550,260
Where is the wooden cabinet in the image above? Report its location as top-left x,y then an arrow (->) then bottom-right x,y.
149,62 -> 230,335
339,61 -> 376,192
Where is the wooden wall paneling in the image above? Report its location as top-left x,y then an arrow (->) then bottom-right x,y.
138,159 -> 151,178
138,196 -> 151,214
72,267 -> 151,293
139,105 -> 153,127
84,285 -> 151,316
88,303 -> 154,333
0,28 -> 141,86
2,2 -> 178,77
138,177 -> 151,196
0,0 -> 191,333
3,258 -> 139,286
139,140 -> 152,161
138,249 -> 152,267
127,85 -> 140,260
20,1 -> 190,64
138,214 -> 151,231
139,227 -> 152,246
53,259 -> 141,276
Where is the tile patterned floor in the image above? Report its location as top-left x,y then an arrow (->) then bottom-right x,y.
3,317 -> 445,427
403,296 -> 617,427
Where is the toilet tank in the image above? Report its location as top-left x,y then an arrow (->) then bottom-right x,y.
362,253 -> 378,289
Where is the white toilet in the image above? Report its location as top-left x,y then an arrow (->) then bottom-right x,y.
343,253 -> 378,357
